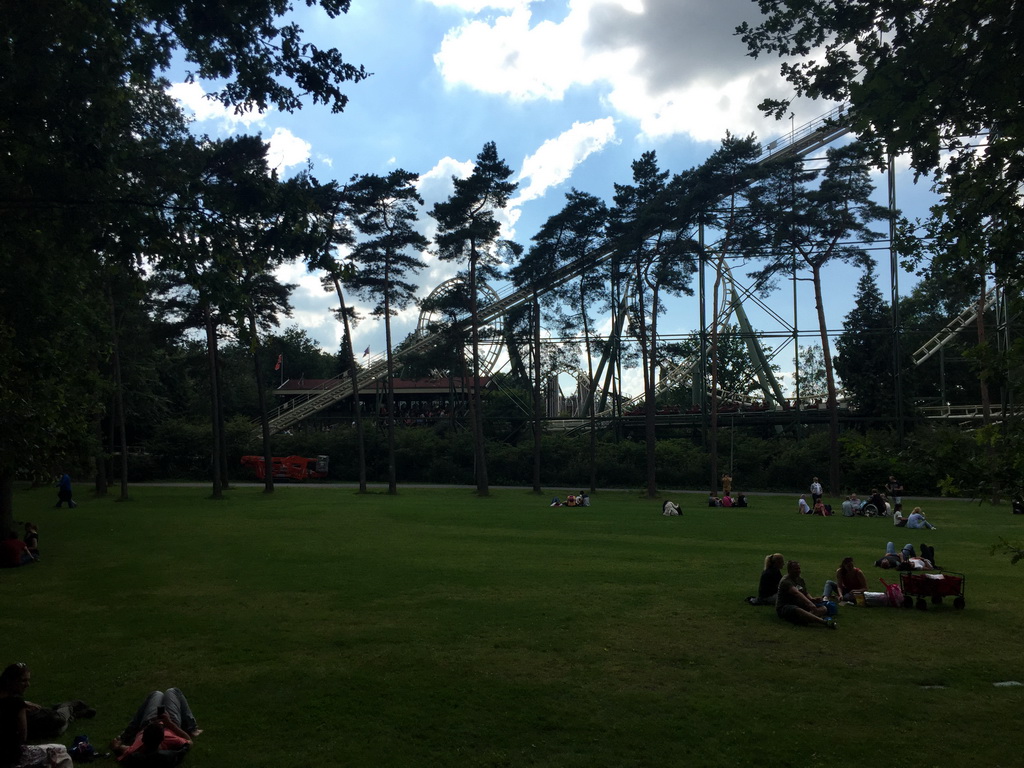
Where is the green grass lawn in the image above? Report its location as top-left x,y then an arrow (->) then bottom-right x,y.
4,484 -> 1023,767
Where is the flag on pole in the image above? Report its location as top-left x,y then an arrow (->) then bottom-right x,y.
274,354 -> 283,371
363,346 -> 370,357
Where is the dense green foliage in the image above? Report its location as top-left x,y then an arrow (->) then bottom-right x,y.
0,0 -> 367,528
5,486 -> 1022,767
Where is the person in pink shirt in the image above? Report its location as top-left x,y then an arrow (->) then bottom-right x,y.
111,688 -> 200,766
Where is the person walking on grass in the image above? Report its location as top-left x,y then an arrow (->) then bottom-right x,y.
55,473 -> 76,509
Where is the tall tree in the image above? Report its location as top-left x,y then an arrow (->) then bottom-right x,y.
608,152 -> 699,498
430,142 -> 518,496
342,170 -> 428,494
736,143 -> 888,493
738,0 -> 1024,286
302,181 -> 369,493
834,264 -> 895,417
519,190 -> 610,493
0,0 -> 367,529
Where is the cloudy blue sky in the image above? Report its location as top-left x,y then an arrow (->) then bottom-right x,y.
169,0 -> 934,394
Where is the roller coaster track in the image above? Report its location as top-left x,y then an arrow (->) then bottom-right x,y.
912,290 -> 998,365
260,104 -> 853,436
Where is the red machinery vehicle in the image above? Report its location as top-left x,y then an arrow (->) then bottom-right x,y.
899,570 -> 966,610
240,455 -> 329,481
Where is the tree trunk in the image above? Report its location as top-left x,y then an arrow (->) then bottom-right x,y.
204,304 -> 224,500
94,417 -> 109,497
384,289 -> 398,495
249,312 -> 275,494
581,283 -> 597,494
0,469 -> 14,534
531,296 -> 542,493
217,350 -> 231,491
468,250 -> 489,496
107,292 -> 129,501
708,254 -> 726,493
977,282 -> 992,423
812,266 -> 841,495
332,277 -> 367,492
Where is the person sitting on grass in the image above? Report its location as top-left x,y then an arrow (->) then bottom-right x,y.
0,532 -> 35,568
111,688 -> 200,767
797,495 -> 811,515
826,557 -> 867,603
775,561 -> 837,629
746,553 -> 784,605
906,506 -> 937,530
707,493 -> 720,507
0,662 -> 78,768
662,500 -> 681,516
22,525 -> 39,561
735,493 -> 748,508
866,489 -> 887,517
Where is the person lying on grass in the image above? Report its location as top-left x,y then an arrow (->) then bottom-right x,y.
875,543 -> 936,570
775,561 -> 837,629
111,688 -> 200,767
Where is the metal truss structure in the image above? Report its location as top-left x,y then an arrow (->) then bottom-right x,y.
260,105 -> 858,436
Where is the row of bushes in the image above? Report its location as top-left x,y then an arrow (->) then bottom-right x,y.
113,415 -> 1007,498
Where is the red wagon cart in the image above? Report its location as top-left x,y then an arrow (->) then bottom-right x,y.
899,570 -> 966,610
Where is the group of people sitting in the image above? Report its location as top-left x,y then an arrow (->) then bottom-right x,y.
746,541 -> 942,627
1,663 -> 200,768
840,489 -> 892,517
549,493 -> 590,507
797,496 -> 834,515
745,555 -> 839,629
708,493 -> 748,508
0,524 -> 39,569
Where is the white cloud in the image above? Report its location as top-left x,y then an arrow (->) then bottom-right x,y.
514,118 -> 618,205
166,81 -> 266,131
423,0 -> 529,11
432,0 -> 806,144
265,128 -> 312,175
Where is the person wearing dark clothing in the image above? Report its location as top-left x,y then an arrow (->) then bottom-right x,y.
55,474 -> 76,509
747,553 -> 785,605
776,561 -> 837,629
0,663 -> 80,768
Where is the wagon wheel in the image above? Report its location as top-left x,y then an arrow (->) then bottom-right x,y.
902,595 -> 914,609
953,596 -> 966,609
931,595 -> 943,605
915,597 -> 928,611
